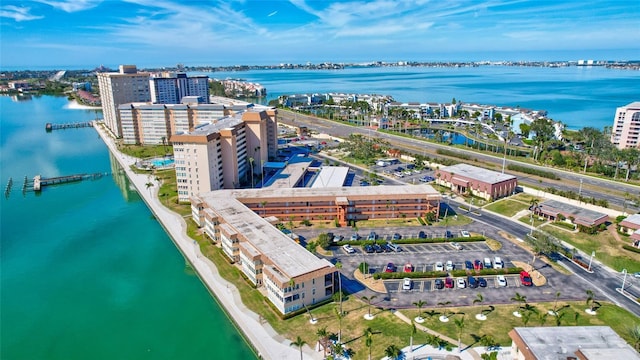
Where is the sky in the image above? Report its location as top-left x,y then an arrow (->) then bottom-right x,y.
1,0 -> 639,69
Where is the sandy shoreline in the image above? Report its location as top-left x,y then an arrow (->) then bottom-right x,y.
92,122 -> 320,360
65,99 -> 101,110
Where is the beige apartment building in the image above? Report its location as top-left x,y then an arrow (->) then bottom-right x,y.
611,101 -> 640,149
97,65 -> 151,138
190,185 -> 441,314
170,109 -> 277,202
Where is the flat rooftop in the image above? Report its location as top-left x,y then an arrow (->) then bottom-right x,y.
263,157 -> 312,189
228,184 -> 440,201
511,326 -> 639,360
538,199 -> 608,224
440,163 -> 516,184
199,191 -> 333,278
189,116 -> 243,135
312,166 -> 349,188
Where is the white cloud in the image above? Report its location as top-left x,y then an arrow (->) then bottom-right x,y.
35,0 -> 102,12
0,5 -> 43,21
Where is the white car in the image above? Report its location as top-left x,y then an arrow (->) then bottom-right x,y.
342,244 -> 355,254
446,260 -> 454,271
497,275 -> 507,287
460,230 -> 470,238
450,242 -> 462,250
435,262 -> 444,271
402,278 -> 412,291
456,278 -> 466,288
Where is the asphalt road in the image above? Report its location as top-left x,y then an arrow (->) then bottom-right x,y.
280,110 -> 640,212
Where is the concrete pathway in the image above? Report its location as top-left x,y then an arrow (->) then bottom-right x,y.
94,123 -> 321,360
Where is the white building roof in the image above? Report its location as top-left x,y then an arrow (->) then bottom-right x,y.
440,163 -> 516,184
312,166 -> 349,188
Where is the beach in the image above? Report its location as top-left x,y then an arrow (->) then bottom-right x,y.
65,99 -> 102,110
93,122 -> 320,360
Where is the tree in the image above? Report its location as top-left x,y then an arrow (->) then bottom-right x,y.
511,292 -> 527,316
316,326 -> 329,358
334,307 -> 344,344
413,300 -> 426,322
364,327 -> 374,360
473,293 -> 486,319
335,261 -> 343,316
248,157 -> 255,187
628,324 -> 640,352
145,181 -> 153,195
362,295 -> 377,319
538,312 -> 548,326
552,291 -> 561,315
409,320 -> 417,353
454,316 -> 465,352
384,344 -> 402,360
290,336 -> 306,360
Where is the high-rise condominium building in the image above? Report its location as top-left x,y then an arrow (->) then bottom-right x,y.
611,101 -> 640,149
150,73 -> 210,104
97,65 -> 151,137
170,109 -> 276,202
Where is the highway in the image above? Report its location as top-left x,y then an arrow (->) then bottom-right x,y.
280,109 -> 640,212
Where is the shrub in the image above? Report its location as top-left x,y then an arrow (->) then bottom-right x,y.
616,215 -> 627,224
507,164 -> 560,180
622,244 -> 640,254
417,217 -> 426,225
436,149 -> 471,160
553,221 -> 576,230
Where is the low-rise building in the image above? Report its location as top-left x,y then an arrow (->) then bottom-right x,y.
533,200 -> 608,231
435,163 -> 517,201
509,326 -> 639,360
190,184 -> 441,314
619,213 -> 640,247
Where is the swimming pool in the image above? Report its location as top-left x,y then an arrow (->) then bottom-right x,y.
151,158 -> 175,167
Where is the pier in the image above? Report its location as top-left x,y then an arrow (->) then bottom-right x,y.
33,172 -> 109,192
45,121 -> 94,132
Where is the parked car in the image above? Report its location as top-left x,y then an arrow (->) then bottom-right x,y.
457,278 -> 467,289
363,245 -> 374,253
474,259 -> 484,270
392,233 -> 401,240
483,257 -> 492,269
403,263 -> 414,273
333,234 -> 344,242
497,275 -> 507,287
402,278 -> 413,291
373,244 -> 384,253
465,260 -> 474,270
494,257 -> 504,269
446,260 -> 454,271
418,231 -> 427,239
386,242 -> 401,252
368,231 -> 377,241
450,242 -> 462,250
435,262 -> 444,272
460,230 -> 471,238
445,277 -> 454,288
434,279 -> 445,289
359,180 -> 370,186
350,233 -> 360,241
385,262 -> 396,273
342,244 -> 355,254
478,277 -> 488,287
468,276 -> 478,288
445,230 -> 452,238
520,271 -> 533,286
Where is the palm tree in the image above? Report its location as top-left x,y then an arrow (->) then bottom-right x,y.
628,324 -> 640,352
438,301 -> 452,321
454,316 -> 465,352
364,327 -> 374,360
334,307 -> 344,344
316,326 -> 329,358
384,344 -> 402,360
473,293 -> 486,319
413,300 -> 426,322
552,291 -> 561,315
511,292 -> 527,316
362,295 -> 377,319
585,289 -> 597,313
248,156 -> 255,187
409,321 -> 417,353
290,336 -> 306,360
145,181 -> 153,195
521,310 -> 533,327
538,312 -> 548,326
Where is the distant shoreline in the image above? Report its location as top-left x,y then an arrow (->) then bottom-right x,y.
65,99 -> 101,110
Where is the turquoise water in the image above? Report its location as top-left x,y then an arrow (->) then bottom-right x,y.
0,96 -> 256,359
206,66 -> 640,130
151,158 -> 175,167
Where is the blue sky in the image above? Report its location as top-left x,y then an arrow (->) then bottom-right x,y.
1,0 -> 639,69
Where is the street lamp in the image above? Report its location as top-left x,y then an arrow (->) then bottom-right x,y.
588,251 -> 595,271
621,269 -> 628,294
529,214 -> 534,236
578,179 -> 583,198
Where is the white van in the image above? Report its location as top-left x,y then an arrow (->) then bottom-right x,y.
483,257 -> 492,269
494,257 -> 504,269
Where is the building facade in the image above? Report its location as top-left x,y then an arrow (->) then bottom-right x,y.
190,185 -> 441,314
170,109 -> 275,202
435,163 -> 518,201
150,73 -> 210,104
611,101 -> 640,149
97,65 -> 151,137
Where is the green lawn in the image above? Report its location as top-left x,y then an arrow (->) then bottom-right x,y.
484,200 -> 530,217
544,226 -> 640,273
518,215 -> 548,228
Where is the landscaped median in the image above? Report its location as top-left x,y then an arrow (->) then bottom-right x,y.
371,267 -> 524,280
336,235 -> 486,247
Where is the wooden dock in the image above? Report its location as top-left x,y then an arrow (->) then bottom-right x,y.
45,121 -> 94,132
33,172 -> 109,191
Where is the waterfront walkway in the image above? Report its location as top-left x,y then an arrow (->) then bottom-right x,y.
94,122 -> 319,360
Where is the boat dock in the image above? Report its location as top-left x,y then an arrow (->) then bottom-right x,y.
45,121 -> 94,132
33,172 -> 109,191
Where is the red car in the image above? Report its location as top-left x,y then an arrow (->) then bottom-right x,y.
444,277 -> 454,288
520,271 -> 533,286
403,263 -> 413,273
385,262 -> 396,273
474,259 -> 484,270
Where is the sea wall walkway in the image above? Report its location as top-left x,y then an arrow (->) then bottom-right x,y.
93,122 -> 319,360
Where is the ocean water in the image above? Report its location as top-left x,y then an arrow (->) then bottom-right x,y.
0,96 -> 256,359
206,66 -> 640,130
